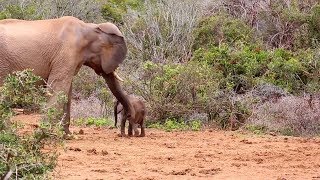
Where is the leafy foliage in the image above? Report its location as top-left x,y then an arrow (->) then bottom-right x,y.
148,118 -> 202,132
0,0 -> 103,22
101,0 -> 143,24
192,42 -> 320,94
0,69 -> 46,111
0,70 -> 63,179
193,14 -> 254,50
0,3 -> 40,20
75,117 -> 113,127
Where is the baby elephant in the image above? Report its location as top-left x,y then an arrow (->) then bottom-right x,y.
114,95 -> 146,137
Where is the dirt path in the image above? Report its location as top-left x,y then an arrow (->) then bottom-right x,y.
12,114 -> 320,179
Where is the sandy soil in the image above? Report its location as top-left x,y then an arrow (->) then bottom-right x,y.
12,114 -> 320,180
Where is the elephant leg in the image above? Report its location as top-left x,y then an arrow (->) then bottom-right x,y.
62,83 -> 72,134
120,114 -> 127,137
128,123 -> 133,136
0,65 -> 9,86
139,120 -> 145,137
46,71 -> 73,134
131,123 -> 139,137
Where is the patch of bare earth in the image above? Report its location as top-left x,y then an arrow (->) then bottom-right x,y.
12,114 -> 320,179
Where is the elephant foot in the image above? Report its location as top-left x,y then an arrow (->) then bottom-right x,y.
63,127 -> 72,135
63,134 -> 78,140
117,133 -> 127,137
139,133 -> 145,137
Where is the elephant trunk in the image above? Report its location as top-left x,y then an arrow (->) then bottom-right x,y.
103,72 -> 134,121
114,100 -> 119,127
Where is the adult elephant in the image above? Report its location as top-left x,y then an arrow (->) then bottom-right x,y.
0,16 -> 134,134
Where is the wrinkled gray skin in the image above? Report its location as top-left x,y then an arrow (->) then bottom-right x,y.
0,16 -> 134,134
114,95 -> 146,137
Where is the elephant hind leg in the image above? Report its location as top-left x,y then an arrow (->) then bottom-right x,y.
120,113 -> 127,137
0,66 -> 9,86
139,119 -> 145,137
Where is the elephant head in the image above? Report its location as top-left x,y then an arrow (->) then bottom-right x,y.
82,22 -> 134,119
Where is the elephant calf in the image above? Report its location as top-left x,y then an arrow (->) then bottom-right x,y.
114,95 -> 146,137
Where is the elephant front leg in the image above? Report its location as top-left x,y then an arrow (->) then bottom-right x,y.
139,120 -> 145,137
131,122 -> 139,137
62,83 -> 72,134
46,72 -> 73,135
119,114 -> 127,137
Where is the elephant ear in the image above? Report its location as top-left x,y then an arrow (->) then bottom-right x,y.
95,23 -> 127,75
97,23 -> 124,38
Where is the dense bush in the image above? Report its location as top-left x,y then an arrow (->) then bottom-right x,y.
0,2 -> 40,20
193,14 -> 254,50
211,0 -> 319,50
0,0 -> 103,21
193,44 -> 320,94
0,70 -> 46,111
101,0 -> 143,24
0,70 -> 63,179
122,0 -> 202,66
123,60 -> 250,129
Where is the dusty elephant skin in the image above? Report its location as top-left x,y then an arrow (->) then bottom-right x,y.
0,16 -> 134,134
114,95 -> 146,137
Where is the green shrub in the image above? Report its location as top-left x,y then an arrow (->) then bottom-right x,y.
75,117 -> 113,127
280,127 -> 295,136
190,120 -> 202,131
245,124 -> 268,135
193,14 -> 254,50
148,118 -> 202,132
126,61 -> 221,121
101,0 -> 143,24
213,0 -> 317,50
125,60 -> 252,129
0,4 -> 41,20
192,42 -> 320,94
0,70 -> 63,179
0,69 -> 46,111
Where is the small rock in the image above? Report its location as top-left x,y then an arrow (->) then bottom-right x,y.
240,139 -> 253,144
87,148 -> 97,154
101,150 -> 109,156
69,147 -> 81,152
167,157 -> 174,161
199,168 -> 221,175
269,132 -> 277,136
164,143 -> 176,148
79,129 -> 84,135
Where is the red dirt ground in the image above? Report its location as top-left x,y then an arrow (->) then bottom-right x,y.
12,114 -> 320,180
